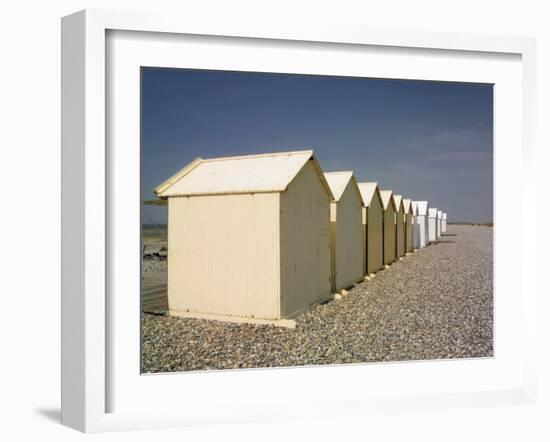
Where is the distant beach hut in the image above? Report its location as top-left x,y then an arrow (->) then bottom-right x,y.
412,201 -> 428,249
154,150 -> 334,324
380,190 -> 397,265
324,171 -> 364,292
403,198 -> 414,253
358,182 -> 384,275
412,201 -> 429,248
428,208 -> 439,243
442,212 -> 448,233
394,194 -> 405,258
437,210 -> 443,239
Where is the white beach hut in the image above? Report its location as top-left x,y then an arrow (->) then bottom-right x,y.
442,212 -> 448,233
403,198 -> 414,253
411,201 -> 421,249
413,201 -> 429,248
428,208 -> 439,243
394,194 -> 405,258
380,190 -> 397,265
358,182 -> 384,275
155,150 -> 334,324
324,171 -> 364,292
437,210 -> 443,239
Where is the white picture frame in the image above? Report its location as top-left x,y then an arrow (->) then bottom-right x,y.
61,9 -> 537,433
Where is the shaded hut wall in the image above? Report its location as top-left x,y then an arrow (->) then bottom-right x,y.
280,161 -> 332,317
428,216 -> 437,242
383,206 -> 397,265
396,206 -> 405,257
405,212 -> 414,252
331,183 -> 363,291
366,195 -> 384,274
413,214 -> 421,249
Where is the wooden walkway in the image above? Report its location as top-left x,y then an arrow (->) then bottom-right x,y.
141,270 -> 168,313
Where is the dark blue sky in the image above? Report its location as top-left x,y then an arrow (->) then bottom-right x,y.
141,68 -> 493,224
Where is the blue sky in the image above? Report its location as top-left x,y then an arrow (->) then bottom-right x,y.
141,68 -> 493,224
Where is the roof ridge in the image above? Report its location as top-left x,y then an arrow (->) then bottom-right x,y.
324,170 -> 353,175
200,149 -> 314,163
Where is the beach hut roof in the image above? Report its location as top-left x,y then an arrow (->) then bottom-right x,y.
380,190 -> 397,211
403,198 -> 413,214
414,201 -> 429,216
437,210 -> 443,217
155,149 -> 334,199
428,208 -> 439,217
393,194 -> 404,211
324,171 -> 362,203
357,182 -> 381,207
442,213 -> 447,220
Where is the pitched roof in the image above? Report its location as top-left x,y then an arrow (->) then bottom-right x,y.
428,208 -> 439,217
437,210 -> 443,217
155,150 -> 333,199
414,201 -> 429,216
380,190 -> 396,211
393,194 -> 404,212
357,182 -> 380,207
442,213 -> 447,220
324,171 -> 361,203
403,198 -> 413,214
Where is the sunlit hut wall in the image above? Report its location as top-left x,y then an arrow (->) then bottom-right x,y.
442,212 -> 448,233
154,150 -> 334,322
393,194 -> 405,258
380,190 -> 397,265
428,208 -> 439,243
324,171 -> 364,292
413,201 -> 429,248
437,210 -> 443,239
403,198 -> 414,253
358,182 -> 384,275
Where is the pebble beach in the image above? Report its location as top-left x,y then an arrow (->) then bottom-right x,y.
141,224 -> 493,373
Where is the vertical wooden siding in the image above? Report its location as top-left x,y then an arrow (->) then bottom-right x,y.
413,215 -> 422,249
428,216 -> 437,242
423,216 -> 430,247
329,203 -> 337,291
405,213 -> 414,252
332,182 -> 363,291
280,161 -> 332,317
167,193 -> 281,319
366,196 -> 384,274
396,208 -> 405,257
383,207 -> 397,265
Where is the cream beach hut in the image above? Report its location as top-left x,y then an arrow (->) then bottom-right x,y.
358,182 -> 384,275
154,150 -> 334,324
442,212 -> 448,233
428,208 -> 439,243
437,210 -> 443,239
413,201 -> 429,248
394,194 -> 405,258
324,171 -> 364,292
403,198 -> 414,253
380,190 -> 397,265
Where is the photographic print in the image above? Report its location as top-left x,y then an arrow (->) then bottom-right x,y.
140,68 -> 493,373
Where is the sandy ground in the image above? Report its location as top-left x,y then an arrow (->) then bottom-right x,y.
141,224 -> 493,372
